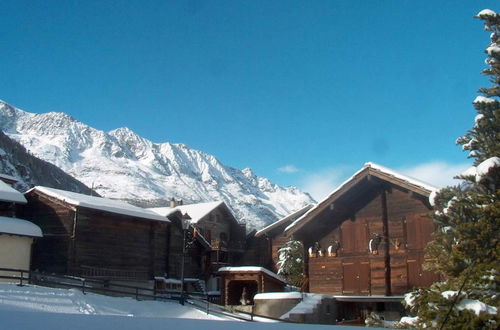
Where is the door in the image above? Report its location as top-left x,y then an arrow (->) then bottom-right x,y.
343,258 -> 370,294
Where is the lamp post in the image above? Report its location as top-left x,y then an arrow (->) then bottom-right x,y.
180,212 -> 191,305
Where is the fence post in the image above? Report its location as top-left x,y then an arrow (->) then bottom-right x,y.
19,270 -> 24,286
82,279 -> 86,294
153,286 -> 156,301
206,294 -> 209,314
135,287 -> 139,300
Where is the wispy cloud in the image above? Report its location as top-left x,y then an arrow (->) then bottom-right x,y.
278,165 -> 299,173
398,161 -> 471,188
300,166 -> 350,201
299,161 -> 471,201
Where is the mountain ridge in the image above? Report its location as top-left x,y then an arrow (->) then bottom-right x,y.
0,100 -> 315,230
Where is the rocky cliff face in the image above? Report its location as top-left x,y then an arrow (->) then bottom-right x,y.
0,130 -> 93,194
0,100 -> 314,230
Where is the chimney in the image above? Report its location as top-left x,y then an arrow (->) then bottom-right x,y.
168,198 -> 184,208
169,198 -> 176,208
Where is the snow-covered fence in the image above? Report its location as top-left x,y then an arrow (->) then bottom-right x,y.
0,267 -> 184,301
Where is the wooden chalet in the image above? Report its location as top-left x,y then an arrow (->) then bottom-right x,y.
218,266 -> 286,306
150,200 -> 246,293
0,176 -> 42,280
19,186 -> 170,281
284,163 -> 439,320
242,204 -> 314,272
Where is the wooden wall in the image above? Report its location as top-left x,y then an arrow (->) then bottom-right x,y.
298,182 -> 438,296
20,192 -> 169,280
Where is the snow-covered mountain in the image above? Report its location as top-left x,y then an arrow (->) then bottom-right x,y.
0,100 -> 314,230
0,130 -> 93,194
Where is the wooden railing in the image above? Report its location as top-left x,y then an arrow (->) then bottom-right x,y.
79,265 -> 149,280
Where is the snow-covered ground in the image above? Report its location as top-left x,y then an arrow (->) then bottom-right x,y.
0,283 -> 368,329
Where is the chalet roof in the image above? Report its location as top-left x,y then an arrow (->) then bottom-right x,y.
149,201 -> 226,224
218,266 -> 285,283
0,173 -> 18,185
0,216 -> 43,237
26,186 -> 170,223
285,162 -> 438,235
0,180 -> 27,204
255,204 -> 315,237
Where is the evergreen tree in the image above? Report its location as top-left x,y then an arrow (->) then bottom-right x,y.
277,240 -> 305,287
403,9 -> 500,329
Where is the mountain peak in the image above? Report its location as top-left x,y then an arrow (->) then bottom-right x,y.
0,100 -> 315,230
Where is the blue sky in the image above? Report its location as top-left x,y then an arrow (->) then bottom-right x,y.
1,1 -> 498,199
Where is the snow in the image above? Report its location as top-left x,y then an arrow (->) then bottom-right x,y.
218,267 -> 285,283
473,96 -> 497,104
476,157 -> 500,181
475,114 -> 485,124
253,292 -> 302,300
27,186 -> 169,223
404,292 -> 415,307
0,283 -> 364,329
366,162 -> 438,192
150,201 -> 224,224
280,293 -> 324,319
486,45 -> 500,56
255,204 -> 314,237
0,180 -> 27,204
441,291 -> 458,299
0,283 -> 223,319
0,172 -> 17,181
459,157 -> 500,182
398,316 -> 419,326
0,216 -> 42,237
477,9 -> 497,17
0,100 -> 315,232
456,299 -> 498,316
429,189 -> 438,207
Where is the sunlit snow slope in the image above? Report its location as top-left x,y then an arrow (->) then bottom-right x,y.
0,100 -> 314,230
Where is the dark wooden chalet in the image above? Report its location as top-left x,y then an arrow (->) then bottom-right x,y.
218,266 -> 286,306
0,177 -> 27,217
242,204 -> 314,272
284,163 -> 439,301
19,186 -> 170,281
150,200 -> 246,293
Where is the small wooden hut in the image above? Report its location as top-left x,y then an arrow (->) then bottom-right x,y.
218,266 -> 285,306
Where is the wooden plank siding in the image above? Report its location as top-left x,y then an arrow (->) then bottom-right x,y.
19,191 -> 169,280
294,180 -> 437,296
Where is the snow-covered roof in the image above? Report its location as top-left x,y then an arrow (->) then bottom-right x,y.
0,216 -> 42,237
0,173 -> 18,184
253,292 -> 303,300
0,180 -> 27,204
149,201 -> 225,224
285,162 -> 438,235
218,266 -> 285,283
255,204 -> 314,237
27,186 -> 169,223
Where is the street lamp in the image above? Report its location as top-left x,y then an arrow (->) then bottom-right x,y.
180,212 -> 191,305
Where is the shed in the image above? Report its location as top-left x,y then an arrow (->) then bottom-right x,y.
218,266 -> 285,306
